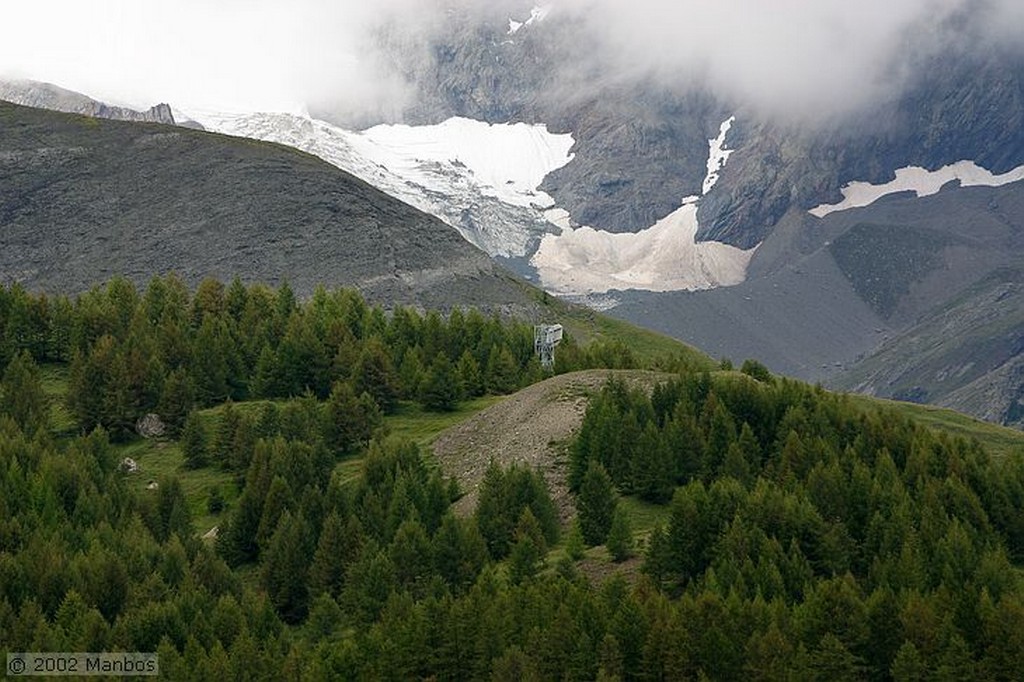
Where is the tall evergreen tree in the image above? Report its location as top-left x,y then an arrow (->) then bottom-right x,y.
578,461 -> 617,546
606,506 -> 634,562
354,338 -> 400,413
456,349 -> 484,398
485,344 -> 519,395
261,511 -> 311,624
0,350 -> 48,434
158,367 -> 196,436
181,411 -> 208,470
420,353 -> 460,412
322,380 -> 382,456
309,513 -> 363,599
508,508 -> 546,584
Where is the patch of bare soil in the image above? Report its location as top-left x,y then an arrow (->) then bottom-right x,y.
432,369 -> 672,523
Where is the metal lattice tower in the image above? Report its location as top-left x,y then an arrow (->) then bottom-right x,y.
534,324 -> 563,370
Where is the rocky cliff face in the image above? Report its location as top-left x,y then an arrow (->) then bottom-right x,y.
699,50 -> 1024,248
339,8 -> 725,236
0,79 -> 186,127
319,7 -> 1024,427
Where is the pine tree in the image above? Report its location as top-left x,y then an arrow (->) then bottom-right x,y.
277,312 -> 329,398
354,338 -> 399,413
420,353 -> 460,412
102,350 -> 135,441
508,508 -> 546,584
207,486 -> 225,515
578,460 -> 617,546
309,512 -> 362,598
606,506 -> 634,562
432,514 -> 487,591
214,401 -> 241,468
181,411 -> 208,469
261,511 -> 310,624
156,367 -> 195,437
0,350 -> 48,434
476,461 -> 512,558
191,316 -> 231,406
251,344 -> 284,399
485,344 -> 519,394
891,641 -> 927,682
67,336 -> 113,433
389,519 -> 433,591
217,490 -> 262,566
323,380 -> 382,456
634,421 -> 674,503
721,442 -> 753,487
395,344 -> 424,400
256,476 -> 293,551
225,276 -> 248,322
456,350 -> 484,397
565,520 -> 586,561
154,476 -> 194,542
306,593 -> 343,640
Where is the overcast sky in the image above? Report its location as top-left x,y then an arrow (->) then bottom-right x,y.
1,1 -> 1020,120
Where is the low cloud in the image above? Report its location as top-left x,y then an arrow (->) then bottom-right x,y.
542,0 -> 1021,121
1,0 -> 1019,122
0,0 -> 427,116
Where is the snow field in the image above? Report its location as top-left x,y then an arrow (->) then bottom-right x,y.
809,161 -> 1024,217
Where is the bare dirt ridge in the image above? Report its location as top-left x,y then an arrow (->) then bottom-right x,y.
432,369 -> 673,522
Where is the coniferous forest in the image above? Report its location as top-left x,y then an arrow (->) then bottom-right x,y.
1,276 -> 1024,680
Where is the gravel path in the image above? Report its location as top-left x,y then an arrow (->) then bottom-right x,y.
432,369 -> 671,522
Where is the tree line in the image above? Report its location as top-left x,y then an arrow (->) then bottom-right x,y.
0,275 -> 643,443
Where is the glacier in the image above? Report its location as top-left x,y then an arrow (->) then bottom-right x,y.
183,107 -> 755,298
183,109 -> 574,258
809,160 -> 1024,217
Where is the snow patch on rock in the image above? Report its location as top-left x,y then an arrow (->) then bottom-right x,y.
703,116 -> 735,195
186,107 -> 754,297
809,161 -> 1024,217
508,6 -> 552,35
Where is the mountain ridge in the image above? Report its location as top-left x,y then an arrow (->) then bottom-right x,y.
0,100 -> 533,312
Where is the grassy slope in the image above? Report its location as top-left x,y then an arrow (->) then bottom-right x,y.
38,324 -> 1024,553
530,286 -> 716,370
39,363 -> 507,535
847,393 -> 1024,460
42,359 -> 1024,538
